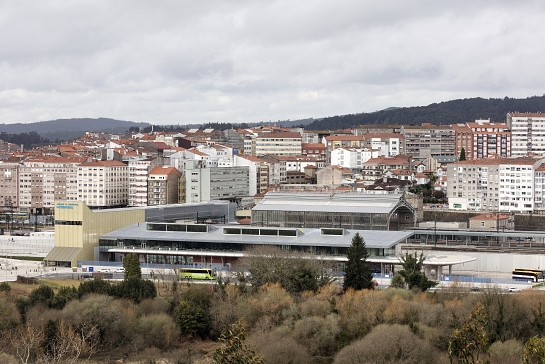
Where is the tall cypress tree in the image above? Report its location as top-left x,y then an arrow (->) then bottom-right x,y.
123,253 -> 142,280
459,147 -> 466,161
343,232 -> 374,291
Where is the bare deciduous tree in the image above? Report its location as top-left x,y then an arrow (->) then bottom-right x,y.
9,323 -> 45,364
36,320 -> 99,364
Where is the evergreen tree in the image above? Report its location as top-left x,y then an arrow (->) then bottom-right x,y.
343,233 -> 374,291
459,147 -> 466,161
212,319 -> 265,364
398,252 -> 437,291
123,253 -> 142,280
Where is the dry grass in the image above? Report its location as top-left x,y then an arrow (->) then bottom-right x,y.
5,278 -> 81,297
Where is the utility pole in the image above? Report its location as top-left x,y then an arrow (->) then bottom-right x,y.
496,212 -> 499,246
434,213 -> 437,248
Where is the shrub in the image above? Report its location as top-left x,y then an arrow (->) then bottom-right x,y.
174,300 -> 210,339
0,296 -> 20,331
248,329 -> 312,364
291,314 -> 341,357
138,313 -> 179,349
333,324 -> 438,364
489,339 -> 523,364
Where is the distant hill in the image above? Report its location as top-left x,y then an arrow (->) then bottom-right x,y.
304,95 -> 545,130
0,118 -> 149,142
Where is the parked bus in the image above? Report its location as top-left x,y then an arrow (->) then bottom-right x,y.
512,269 -> 545,282
179,268 -> 216,280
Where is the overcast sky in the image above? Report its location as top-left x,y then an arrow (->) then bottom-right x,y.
1,1 -> 544,126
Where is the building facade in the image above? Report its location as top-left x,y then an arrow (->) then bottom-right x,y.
77,160 -> 129,208
19,157 -> 83,214
401,124 -> 455,160
183,160 -> 249,203
447,157 -> 544,212
507,112 -> 545,157
255,132 -> 302,156
147,166 -> 182,205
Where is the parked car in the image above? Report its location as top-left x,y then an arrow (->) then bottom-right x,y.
99,268 -> 110,273
508,287 -> 520,293
114,267 -> 125,273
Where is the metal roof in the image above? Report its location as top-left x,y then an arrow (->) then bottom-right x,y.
252,192 -> 406,214
44,247 -> 81,263
101,223 -> 414,249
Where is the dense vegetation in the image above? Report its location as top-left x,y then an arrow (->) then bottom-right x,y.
2,244 -> 545,364
0,131 -> 52,148
305,95 -> 545,130
2,277 -> 545,363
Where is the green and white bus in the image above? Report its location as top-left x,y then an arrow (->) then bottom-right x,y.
179,268 -> 216,280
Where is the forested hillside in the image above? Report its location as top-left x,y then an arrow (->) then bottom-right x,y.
306,95 -> 545,130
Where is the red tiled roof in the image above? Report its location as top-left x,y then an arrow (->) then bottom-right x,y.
469,213 -> 510,221
149,166 -> 182,176
508,112 -> 545,118
324,135 -> 364,141
79,160 -> 126,167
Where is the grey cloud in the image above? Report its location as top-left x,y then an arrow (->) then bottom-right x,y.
0,1 -> 544,125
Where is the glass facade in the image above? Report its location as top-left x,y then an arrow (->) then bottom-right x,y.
251,210 -> 390,230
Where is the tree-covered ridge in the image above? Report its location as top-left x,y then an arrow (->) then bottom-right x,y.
306,95 -> 545,130
0,131 -> 52,148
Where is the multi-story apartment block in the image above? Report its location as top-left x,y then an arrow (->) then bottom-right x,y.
467,119 -> 511,159
447,159 -> 501,211
362,133 -> 404,157
234,155 -> 270,196
255,132 -> 302,156
128,158 -> 155,207
301,143 -> 327,159
243,137 -> 255,156
534,164 -> 545,211
447,157 -> 544,212
259,155 -> 287,186
19,157 -> 84,214
360,155 -> 411,183
182,160 -> 249,203
507,112 -> 545,156
330,148 -> 379,171
323,135 -> 364,164
335,148 -> 367,168
272,156 -> 324,173
77,160 -> 129,208
401,124 -> 455,160
147,166 -> 182,205
498,158 -> 543,212
0,162 -> 19,210
223,129 -> 246,152
452,123 -> 473,160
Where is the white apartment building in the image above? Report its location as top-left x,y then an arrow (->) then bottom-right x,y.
128,158 -> 154,207
234,155 -> 270,196
255,132 -> 302,156
507,112 -> 545,157
447,157 -> 544,212
362,133 -> 403,157
77,160 -> 129,208
330,148 -> 379,170
499,158 -> 543,212
19,157 -> 83,214
331,148 -> 360,170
